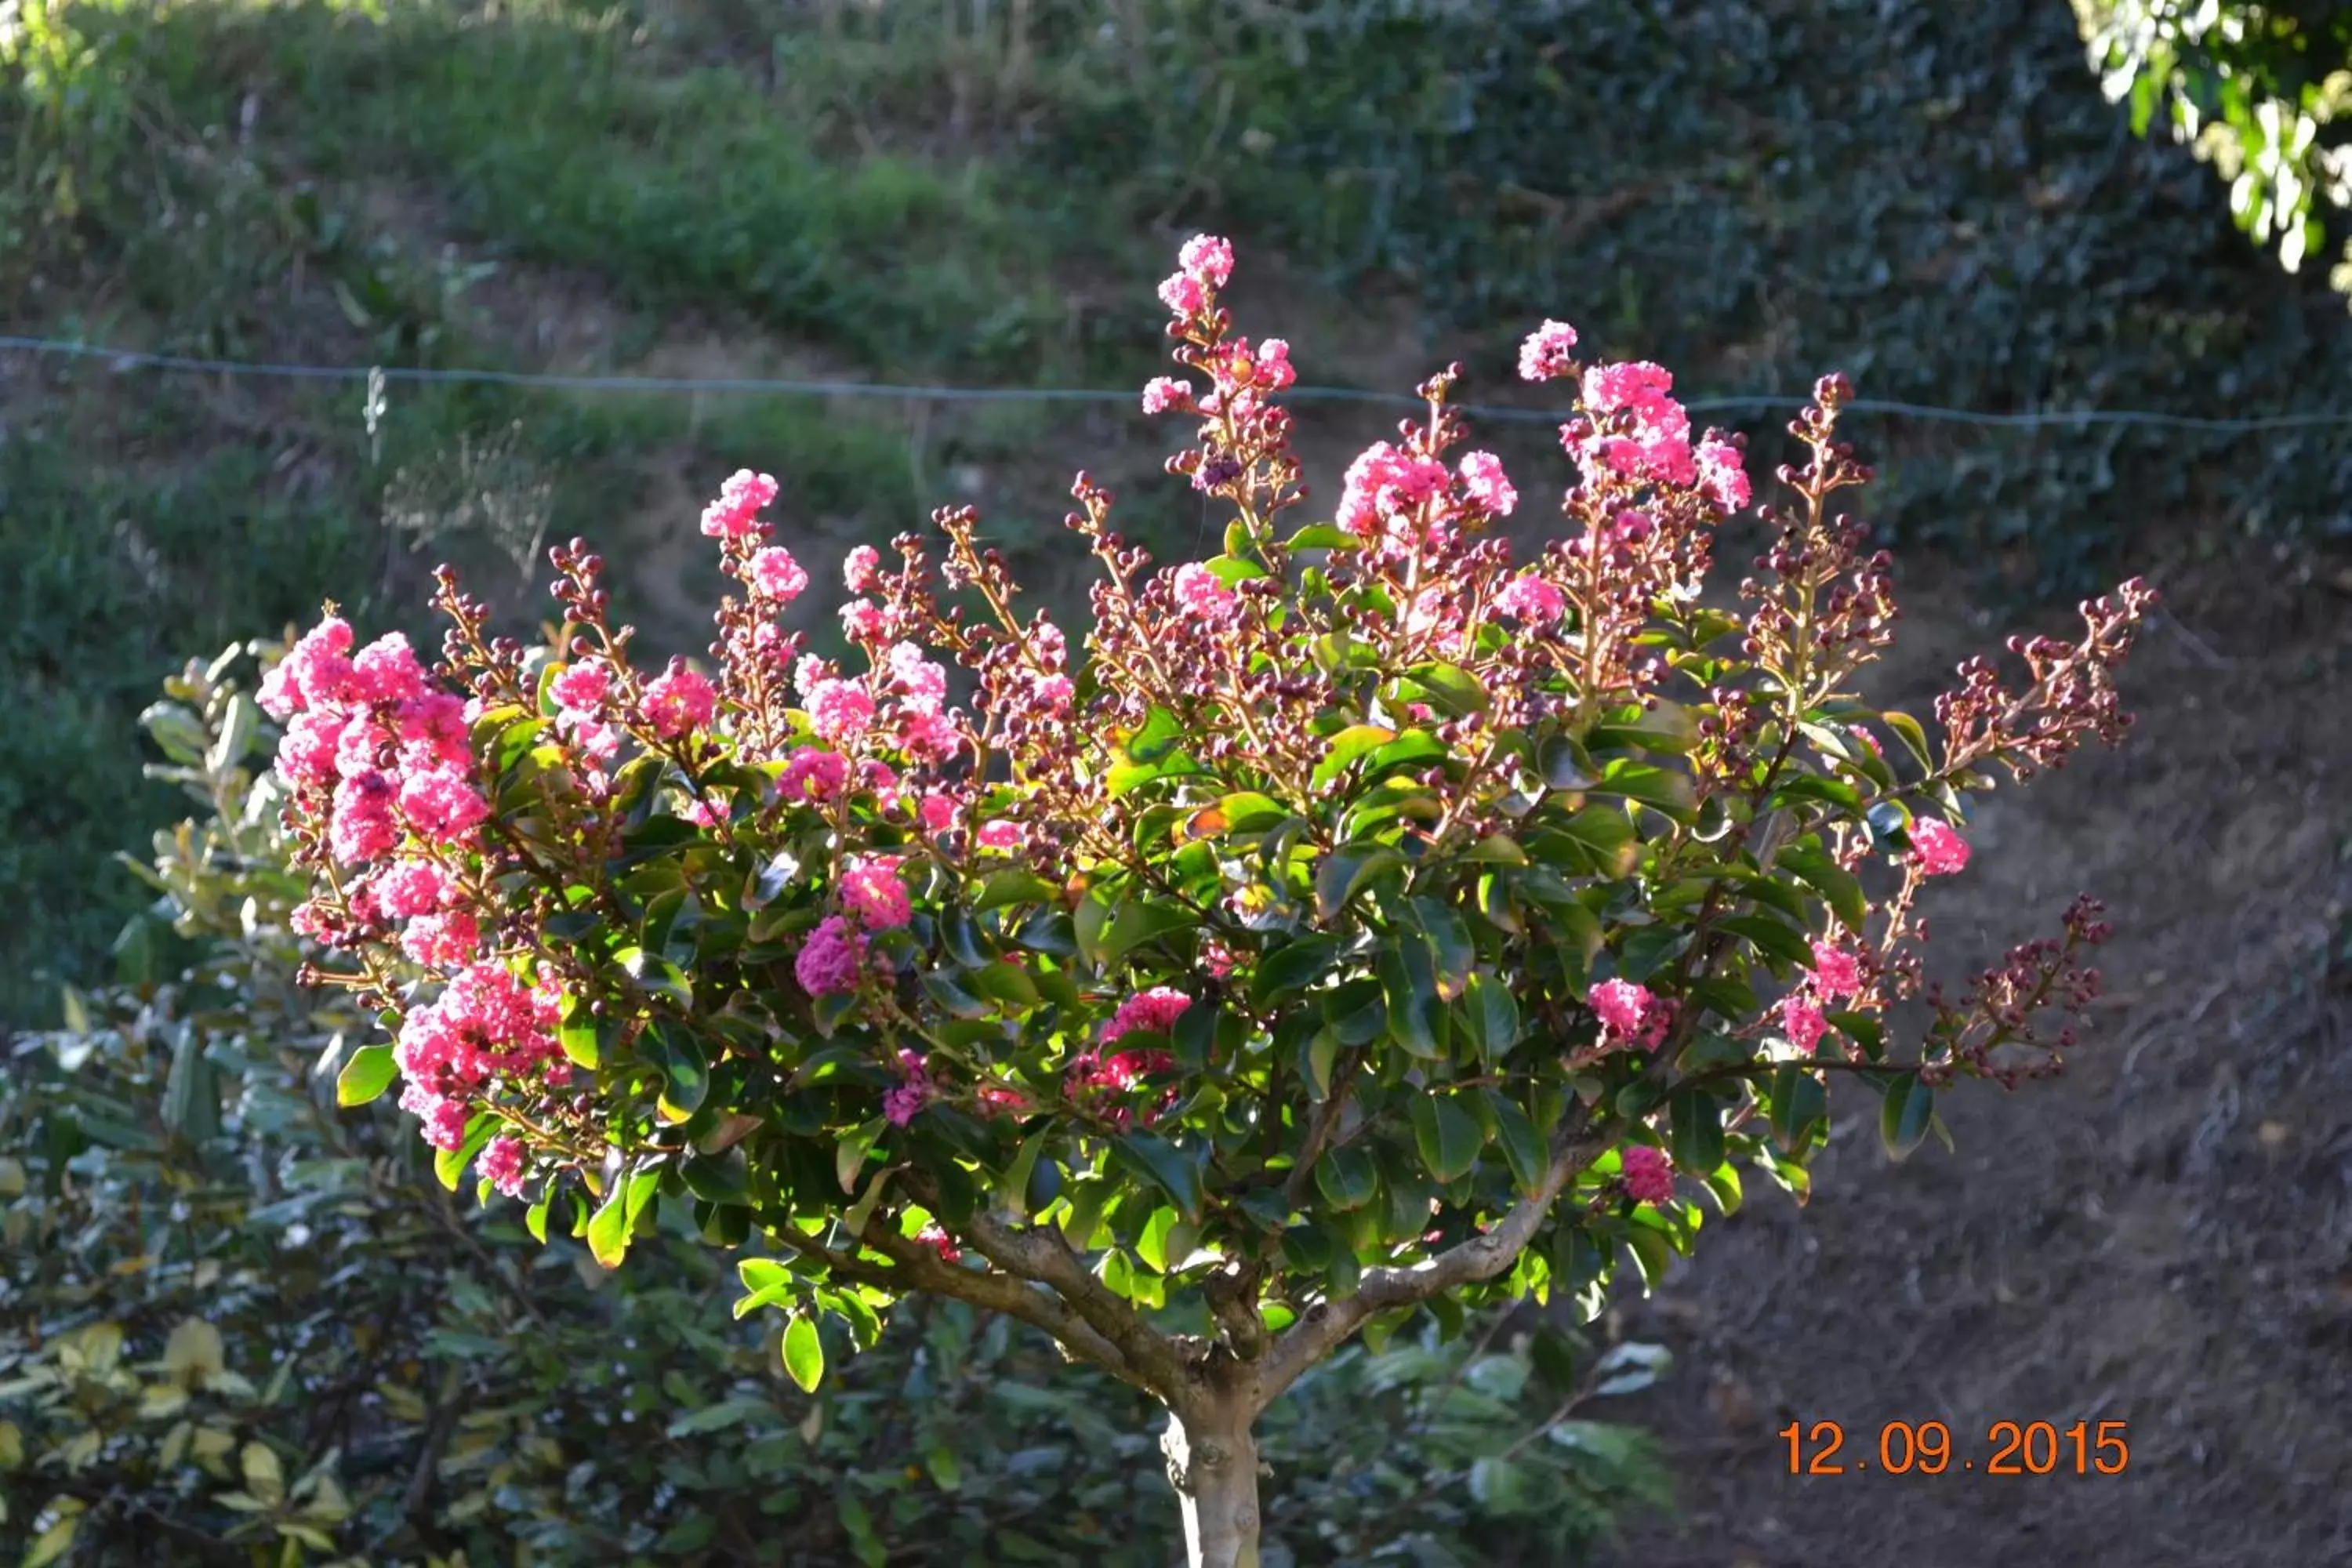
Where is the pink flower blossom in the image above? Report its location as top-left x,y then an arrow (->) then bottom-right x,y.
1518,319 -> 1581,383
749,546 -> 808,603
779,747 -> 849,804
843,545 -> 883,593
793,655 -> 835,700
808,679 -> 875,744
1809,940 -> 1863,1000
680,793 -> 729,828
277,710 -> 349,789
375,859 -> 452,918
975,819 -> 1025,854
1178,234 -> 1235,287
1157,271 -> 1207,318
262,618 -> 357,720
1142,376 -> 1192,415
887,643 -> 948,707
1588,978 -> 1671,1051
916,1221 -> 961,1263
550,660 -> 611,713
1029,673 -> 1075,715
1171,562 -> 1239,622
699,469 -> 778,539
1911,818 -> 1971,877
1104,985 -> 1191,1044
400,910 -> 479,969
350,633 -> 430,705
1695,438 -> 1751,511
896,706 -> 962,764
477,1135 -> 528,1199
1780,993 -> 1828,1055
918,793 -> 961,835
1620,1145 -> 1675,1206
1254,338 -> 1295,390
329,772 -> 400,864
399,768 -> 490,844
883,1051 -> 931,1126
1492,575 -> 1566,623
1338,441 -> 1452,543
841,599 -> 888,643
840,854 -> 911,930
794,915 -> 866,997
1458,451 -> 1518,516
642,665 -> 716,739
1581,361 -> 1676,417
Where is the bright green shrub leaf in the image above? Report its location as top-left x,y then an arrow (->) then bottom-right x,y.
1879,1075 -> 1935,1160
1778,844 -> 1867,934
782,1315 -> 825,1392
1112,1133 -> 1203,1221
334,1044 -> 397,1108
1668,1091 -> 1725,1174
1312,1144 -> 1378,1210
1314,845 -> 1403,922
1410,1095 -> 1484,1183
587,1181 -> 632,1269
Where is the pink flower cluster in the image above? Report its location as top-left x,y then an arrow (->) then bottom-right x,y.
883,1049 -> 933,1127
1588,978 -> 1673,1053
267,620 -> 487,887
1620,1145 -> 1675,1207
1059,988 -> 1191,1129
794,915 -> 869,998
391,961 -> 567,1153
840,854 -> 912,930
700,469 -> 779,539
1551,355 -> 1748,513
1911,818 -> 1971,877
1156,234 -> 1234,319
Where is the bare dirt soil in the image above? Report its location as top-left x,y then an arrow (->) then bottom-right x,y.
1601,563 -> 2352,1568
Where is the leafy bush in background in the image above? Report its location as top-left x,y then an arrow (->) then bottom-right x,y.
2073,1 -> 2352,293
0,644 -> 1671,1567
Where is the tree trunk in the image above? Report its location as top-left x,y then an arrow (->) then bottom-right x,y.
1160,1399 -> 1263,1568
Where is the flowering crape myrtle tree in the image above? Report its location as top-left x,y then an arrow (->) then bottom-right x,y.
277,238 -> 2152,1567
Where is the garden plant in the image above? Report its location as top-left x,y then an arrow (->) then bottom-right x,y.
266,236 -> 2154,1567
2,650 -> 1670,1566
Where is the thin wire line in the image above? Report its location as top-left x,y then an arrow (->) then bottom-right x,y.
5,332 -> 2349,434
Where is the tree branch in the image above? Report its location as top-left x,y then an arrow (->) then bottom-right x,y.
815,1220 -> 1152,1397
1254,1110 -> 1605,1413
949,1203 -> 1189,1399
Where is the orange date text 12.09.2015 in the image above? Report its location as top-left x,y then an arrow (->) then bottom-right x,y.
1780,1420 -> 2132,1476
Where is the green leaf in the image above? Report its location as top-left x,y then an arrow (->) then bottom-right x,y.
1113,1133 -> 1203,1221
1591,760 -> 1697,822
1315,845 -> 1404,922
335,1044 -> 397,1108
1253,933 -> 1345,1005
1881,710 -> 1933,771
207,692 -> 260,775
1404,661 -> 1489,718
557,996 -> 602,1069
1100,900 -> 1198,966
1403,896 -> 1475,1000
1284,522 -> 1360,551
1484,1091 -> 1547,1196
1879,1075 -> 1935,1161
782,1315 -> 825,1392
1554,805 -> 1640,877
434,1116 -> 497,1193
1312,1143 -> 1378,1210
617,946 -> 694,1010
1461,833 -> 1528,866
1410,1095 -> 1484,1183
1312,724 -> 1400,791
973,869 -> 1059,912
1715,913 -> 1815,969
1376,931 -> 1445,1059
1459,971 -> 1520,1064
1769,1065 -> 1828,1152
587,1181 -> 632,1269
1668,1090 -> 1726,1174
648,1025 -> 710,1120
1122,706 -> 1188,765
1213,790 -> 1290,833
1779,844 -> 1867,935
